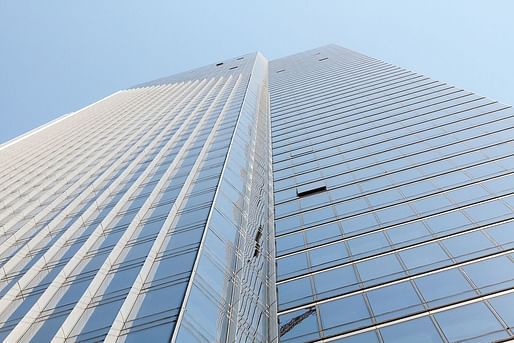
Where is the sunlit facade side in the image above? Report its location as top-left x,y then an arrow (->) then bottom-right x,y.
0,53 -> 277,343
271,45 -> 514,343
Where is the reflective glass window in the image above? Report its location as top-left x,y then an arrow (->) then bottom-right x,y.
305,223 -> 341,246
276,232 -> 305,255
442,231 -> 496,261
309,242 -> 348,269
341,213 -> 378,235
367,189 -> 404,208
464,200 -> 511,223
356,254 -> 405,285
485,221 -> 514,248
367,281 -> 423,321
277,253 -> 308,279
276,215 -> 302,235
387,221 -> 430,245
376,204 -> 416,225
415,268 -> 476,307
463,256 -> 514,292
303,206 -> 334,226
348,232 -> 389,257
278,308 -> 320,342
334,198 -> 368,217
434,302 -> 506,342
331,331 -> 379,343
319,294 -> 371,336
313,265 -> 359,299
488,292 -> 514,327
380,316 -> 443,343
424,210 -> 470,234
399,243 -> 449,272
278,277 -> 314,310
411,194 -> 452,214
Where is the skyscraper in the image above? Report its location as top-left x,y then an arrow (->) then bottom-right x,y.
0,45 -> 513,342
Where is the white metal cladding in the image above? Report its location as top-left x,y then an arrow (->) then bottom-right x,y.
0,53 -> 277,343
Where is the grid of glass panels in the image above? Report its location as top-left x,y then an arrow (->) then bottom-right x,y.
0,53 -> 276,342
270,45 -> 514,343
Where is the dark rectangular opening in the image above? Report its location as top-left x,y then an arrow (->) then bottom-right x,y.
216,62 -> 224,66
229,66 -> 238,70
236,57 -> 244,60
318,57 -> 328,61
296,185 -> 327,197
276,69 -> 285,73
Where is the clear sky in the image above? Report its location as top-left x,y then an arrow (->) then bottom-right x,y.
1,0 -> 513,144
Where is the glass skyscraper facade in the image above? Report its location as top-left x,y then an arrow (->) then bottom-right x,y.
271,45 -> 514,343
0,45 -> 513,342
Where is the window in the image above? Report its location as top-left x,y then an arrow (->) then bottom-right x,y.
434,302 -> 507,342
290,146 -> 313,158
376,204 -> 416,225
464,200 -> 511,223
367,189 -> 404,207
367,281 -> 423,321
278,277 -> 314,310
485,221 -> 514,248
442,231 -> 497,261
276,232 -> 305,255
313,265 -> 359,299
411,194 -> 453,214
341,213 -> 378,235
304,223 -> 341,246
446,184 -> 489,205
424,210 -> 470,235
334,198 -> 369,217
279,308 -> 320,342
488,292 -> 514,327
399,242 -> 449,273
356,254 -> 405,285
277,253 -> 308,279
302,206 -> 334,226
415,268 -> 476,307
319,294 -> 371,336
380,316 -> 443,343
387,221 -> 430,245
331,331 -> 379,343
275,215 -> 302,235
309,242 -> 348,269
300,191 -> 330,209
348,232 -> 389,257
463,255 -> 514,292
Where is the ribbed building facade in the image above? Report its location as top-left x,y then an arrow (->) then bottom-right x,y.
0,45 -> 513,342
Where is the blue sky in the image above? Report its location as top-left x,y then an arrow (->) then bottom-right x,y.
1,0 -> 513,144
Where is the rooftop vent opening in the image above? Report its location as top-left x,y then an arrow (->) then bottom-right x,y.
229,66 -> 238,70
318,57 -> 328,61
236,57 -> 244,60
216,62 -> 224,66
296,182 -> 327,197
276,69 -> 286,73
